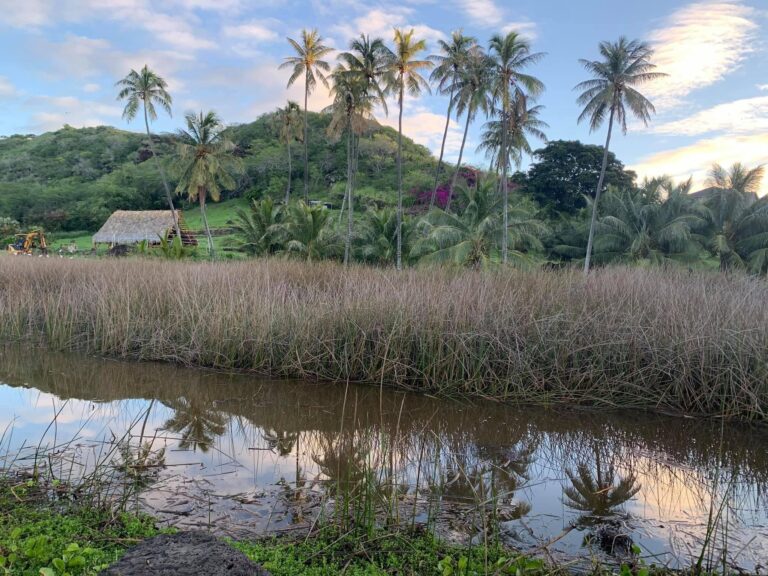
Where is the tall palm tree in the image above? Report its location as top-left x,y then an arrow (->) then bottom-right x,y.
488,32 -> 545,264
704,163 -> 768,272
357,208 -> 400,265
175,110 -> 242,258
116,65 -> 181,239
334,36 -> 389,266
428,31 -> 477,209
275,101 -> 302,204
280,29 -> 333,201
281,201 -> 340,261
326,66 -> 374,265
444,46 -> 492,211
477,93 -> 547,188
575,37 -> 665,274
385,28 -> 433,270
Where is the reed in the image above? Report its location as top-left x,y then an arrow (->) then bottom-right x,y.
1,256 -> 767,420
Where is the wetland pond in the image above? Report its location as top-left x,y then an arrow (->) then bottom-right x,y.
0,347 -> 766,572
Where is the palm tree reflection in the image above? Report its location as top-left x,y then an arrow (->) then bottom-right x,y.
162,397 -> 228,453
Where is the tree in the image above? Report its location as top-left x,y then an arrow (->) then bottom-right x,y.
593,180 -> 707,266
116,65 -> 181,239
356,208 -> 401,265
522,140 -> 636,214
411,178 -> 547,267
703,163 -> 768,272
445,46 -> 492,211
488,31 -> 545,264
478,91 -> 547,179
162,397 -> 227,453
280,29 -> 333,201
281,201 -> 340,261
428,31 -> 477,209
274,101 -> 302,204
334,35 -> 390,266
232,197 -> 284,256
175,111 -> 242,258
385,28 -> 433,270
575,37 -> 665,274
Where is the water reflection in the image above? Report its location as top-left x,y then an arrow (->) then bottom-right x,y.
0,347 -> 766,570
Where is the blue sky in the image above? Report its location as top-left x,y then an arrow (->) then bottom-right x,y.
0,0 -> 766,192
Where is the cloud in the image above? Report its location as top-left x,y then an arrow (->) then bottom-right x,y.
378,104 -> 466,159
652,96 -> 768,136
83,83 -> 101,93
758,84 -> 768,91
456,0 -> 503,28
501,21 -> 538,41
0,76 -> 18,98
643,1 -> 759,110
630,133 -> 768,195
223,21 -> 279,42
331,7 -> 444,47
25,95 -> 123,132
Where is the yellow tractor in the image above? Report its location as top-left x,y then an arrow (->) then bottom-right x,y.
7,230 -> 48,255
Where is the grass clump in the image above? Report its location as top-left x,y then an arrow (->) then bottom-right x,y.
0,478 -> 161,575
1,257 -> 767,420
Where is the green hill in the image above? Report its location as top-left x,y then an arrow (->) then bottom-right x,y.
0,112 -> 438,234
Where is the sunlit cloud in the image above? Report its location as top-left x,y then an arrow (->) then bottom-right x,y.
378,104 -> 467,159
0,76 -> 17,98
331,7 -> 444,46
758,84 -> 768,91
83,83 -> 101,93
455,0 -> 503,28
501,21 -> 538,41
630,133 -> 768,195
223,20 -> 279,42
644,1 -> 759,111
652,96 -> 768,136
26,95 -> 123,132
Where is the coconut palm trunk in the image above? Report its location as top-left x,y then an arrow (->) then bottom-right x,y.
430,85 -> 455,210
344,126 -> 353,265
583,105 -> 615,275
445,109 -> 472,212
285,138 -> 292,205
143,100 -> 181,239
396,81 -> 405,271
501,104 -> 509,264
303,74 -> 310,202
199,186 -> 214,258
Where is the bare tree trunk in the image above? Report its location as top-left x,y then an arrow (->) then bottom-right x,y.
445,109 -> 472,212
430,86 -> 454,210
344,126 -> 353,266
583,106 -> 615,275
285,138 -> 292,205
396,80 -> 404,271
200,187 -> 214,259
501,101 -> 509,265
303,73 -> 310,202
143,101 -> 181,239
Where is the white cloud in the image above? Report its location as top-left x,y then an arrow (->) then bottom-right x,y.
26,95 -> 123,132
223,21 -> 279,42
652,96 -> 768,136
644,1 -> 759,111
501,21 -> 538,41
83,83 -> 101,93
332,7 -> 444,47
0,76 -> 17,97
456,0 -> 503,28
630,133 -> 768,195
758,84 -> 768,91
378,104 -> 466,159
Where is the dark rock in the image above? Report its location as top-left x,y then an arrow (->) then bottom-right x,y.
101,531 -> 270,575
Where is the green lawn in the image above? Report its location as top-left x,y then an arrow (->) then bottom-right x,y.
181,197 -> 250,231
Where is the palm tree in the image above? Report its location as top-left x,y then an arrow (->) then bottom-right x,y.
385,28 -> 433,270
275,101 -> 303,204
428,31 -> 477,209
594,181 -> 708,266
575,37 -> 665,274
175,110 -> 242,258
563,462 -> 640,520
488,32 -> 545,264
357,208 -> 412,265
281,201 -> 340,261
444,46 -> 493,211
116,65 -> 181,239
232,197 -> 284,256
411,178 -> 547,267
704,163 -> 768,272
280,29 -> 333,202
331,38 -> 389,266
162,397 -> 228,453
477,92 -> 547,187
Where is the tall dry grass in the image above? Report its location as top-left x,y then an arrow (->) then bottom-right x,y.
1,256 -> 767,420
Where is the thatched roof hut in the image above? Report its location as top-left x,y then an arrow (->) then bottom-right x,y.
93,210 -> 196,246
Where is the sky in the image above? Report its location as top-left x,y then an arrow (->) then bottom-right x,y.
0,0 -> 766,193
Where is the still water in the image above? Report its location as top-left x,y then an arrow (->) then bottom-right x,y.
0,348 -> 766,571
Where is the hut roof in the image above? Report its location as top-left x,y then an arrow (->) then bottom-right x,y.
93,210 -> 180,245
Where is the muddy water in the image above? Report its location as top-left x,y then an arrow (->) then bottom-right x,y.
0,347 -> 766,571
